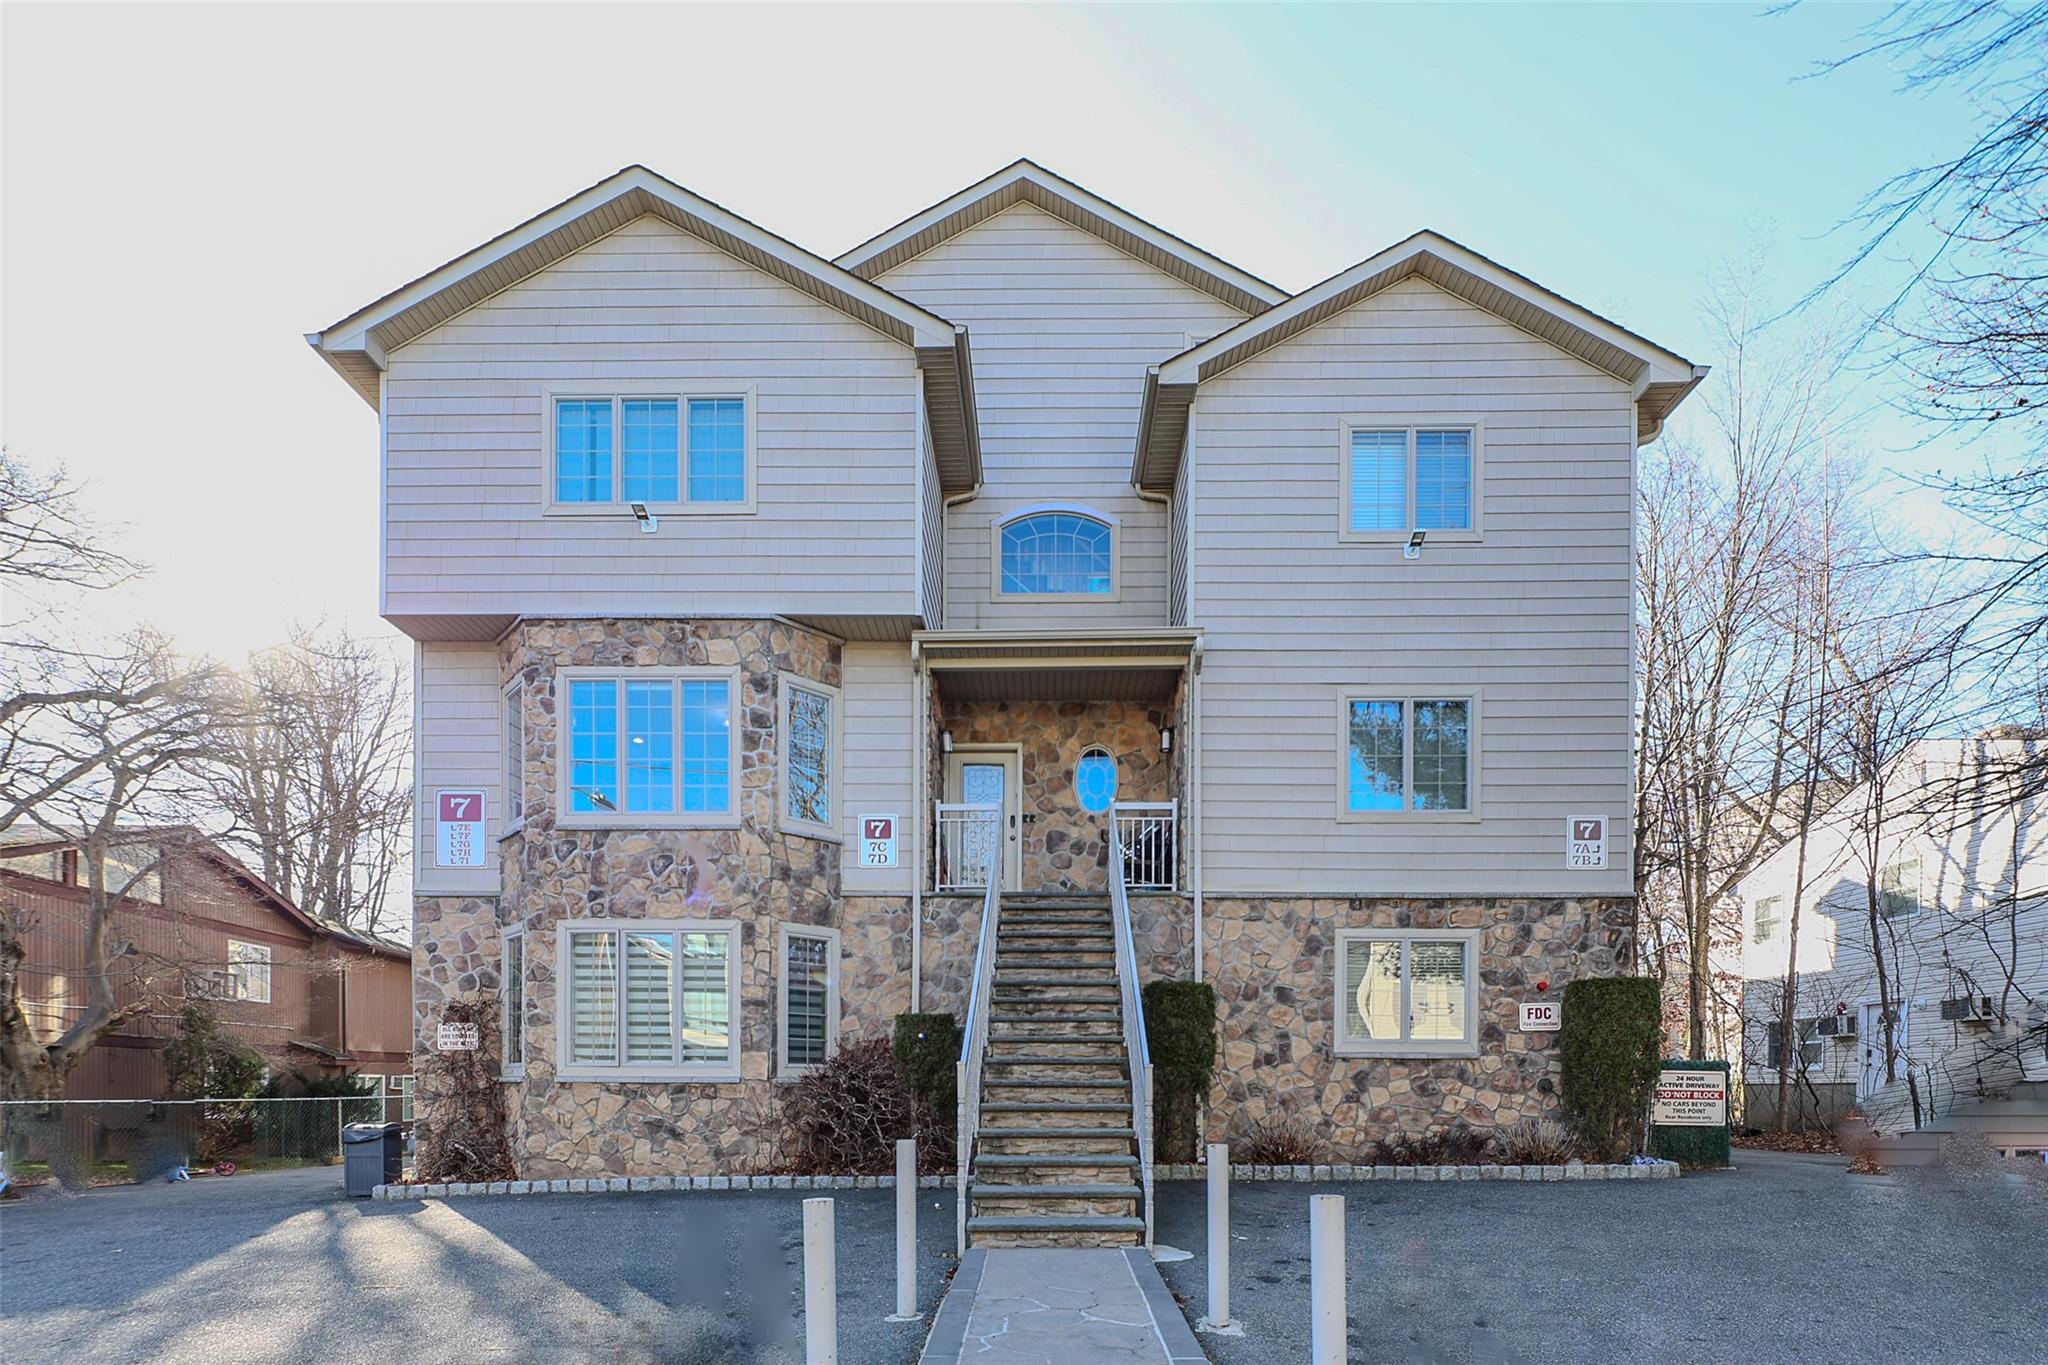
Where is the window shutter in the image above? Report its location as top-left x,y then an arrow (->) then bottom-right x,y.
568,931 -> 618,1063
1408,940 -> 1468,1042
1344,938 -> 1400,1041
785,933 -> 831,1067
678,931 -> 731,1063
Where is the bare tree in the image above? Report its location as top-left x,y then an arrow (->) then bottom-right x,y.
213,626 -> 411,936
1635,262 -> 1850,1059
0,635 -> 241,1100
0,447 -> 141,596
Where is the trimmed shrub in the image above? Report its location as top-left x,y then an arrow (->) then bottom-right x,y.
1232,1115 -> 1326,1166
1559,977 -> 1664,1162
1142,980 -> 1216,1162
1374,1122 -> 1492,1166
1499,1118 -> 1582,1165
891,1012 -> 960,1122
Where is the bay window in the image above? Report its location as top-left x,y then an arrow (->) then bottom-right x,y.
559,669 -> 738,825
778,924 -> 839,1075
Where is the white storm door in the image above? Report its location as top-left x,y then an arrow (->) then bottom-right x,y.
947,749 -> 1022,890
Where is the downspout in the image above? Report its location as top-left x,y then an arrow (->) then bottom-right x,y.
911,640 -> 926,1013
1191,640 -> 1205,983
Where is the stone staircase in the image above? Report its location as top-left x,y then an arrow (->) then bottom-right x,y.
966,894 -> 1144,1248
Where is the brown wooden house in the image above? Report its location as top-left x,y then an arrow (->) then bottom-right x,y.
1,829 -> 412,1101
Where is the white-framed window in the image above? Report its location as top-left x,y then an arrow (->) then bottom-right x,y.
1075,746 -> 1117,813
104,842 -> 162,904
556,919 -> 741,1082
1335,928 -> 1480,1057
388,1073 -> 415,1123
227,939 -> 272,1003
993,506 -> 1119,600
1339,422 -> 1482,542
1338,693 -> 1476,817
1878,856 -> 1922,917
779,675 -> 841,840
778,924 -> 840,1076
1752,895 -> 1783,944
502,927 -> 526,1080
503,678 -> 526,835
557,668 -> 739,827
544,391 -> 755,512
1765,1016 -> 1824,1071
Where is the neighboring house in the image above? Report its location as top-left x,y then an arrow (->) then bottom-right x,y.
308,159 -> 1704,1231
1735,739 -> 2047,1157
1,830 -> 413,1100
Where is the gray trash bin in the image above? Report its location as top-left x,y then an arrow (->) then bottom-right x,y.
343,1122 -> 403,1197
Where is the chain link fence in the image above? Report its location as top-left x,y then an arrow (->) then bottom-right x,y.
1,1096 -> 405,1193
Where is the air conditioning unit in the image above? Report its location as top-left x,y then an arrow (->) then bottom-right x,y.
1816,1014 -> 1857,1039
1940,995 -> 1994,1025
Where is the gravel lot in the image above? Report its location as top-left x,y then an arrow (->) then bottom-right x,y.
1152,1149 -> 2048,1364
5,1151 -> 2043,1363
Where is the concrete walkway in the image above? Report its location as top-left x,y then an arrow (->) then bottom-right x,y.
919,1247 -> 1206,1365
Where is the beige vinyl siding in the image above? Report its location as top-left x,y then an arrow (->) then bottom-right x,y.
382,216 -> 921,627
1169,434 -> 1191,627
875,204 -> 1244,629
414,642 -> 504,896
1192,277 -> 1635,896
839,643 -> 917,893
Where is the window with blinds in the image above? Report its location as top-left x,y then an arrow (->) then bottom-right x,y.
559,921 -> 738,1079
779,926 -> 838,1073
1342,425 -> 1479,539
1335,930 -> 1478,1056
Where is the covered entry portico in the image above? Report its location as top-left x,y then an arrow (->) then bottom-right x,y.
911,628 -> 1200,900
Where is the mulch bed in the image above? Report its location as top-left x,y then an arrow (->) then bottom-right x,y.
1733,1129 -> 1843,1155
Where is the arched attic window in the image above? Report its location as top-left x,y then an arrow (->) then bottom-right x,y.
995,507 -> 1117,599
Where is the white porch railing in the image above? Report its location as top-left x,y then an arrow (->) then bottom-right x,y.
1107,816 -> 1156,1249
954,865 -> 1002,1255
1113,800 -> 1177,892
935,802 -> 1001,892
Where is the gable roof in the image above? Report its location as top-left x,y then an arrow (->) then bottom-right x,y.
307,165 -> 981,491
834,158 -> 1290,317
307,165 -> 963,401
1134,230 -> 1707,489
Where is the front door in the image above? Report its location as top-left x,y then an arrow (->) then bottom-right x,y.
1858,1001 -> 1909,1099
946,748 -> 1022,890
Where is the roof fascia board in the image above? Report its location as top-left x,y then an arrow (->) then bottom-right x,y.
835,159 -> 1289,311
313,166 -> 956,358
1156,231 -> 1695,387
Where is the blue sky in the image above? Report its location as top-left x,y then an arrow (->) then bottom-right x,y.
0,3 -> 1990,658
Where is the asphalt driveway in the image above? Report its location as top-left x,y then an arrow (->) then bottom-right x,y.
5,1152 -> 2044,1363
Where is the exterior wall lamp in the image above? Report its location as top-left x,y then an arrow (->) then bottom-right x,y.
1159,727 -> 1174,754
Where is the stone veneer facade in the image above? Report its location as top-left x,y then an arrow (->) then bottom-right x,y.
1204,895 -> 1635,1148
409,619 -> 1631,1176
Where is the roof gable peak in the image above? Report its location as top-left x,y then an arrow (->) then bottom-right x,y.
835,159 -> 1288,316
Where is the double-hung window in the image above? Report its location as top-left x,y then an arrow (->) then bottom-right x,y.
502,928 -> 526,1079
227,939 -> 272,1003
503,679 -> 526,834
1766,1017 -> 1824,1071
548,393 -> 752,510
1341,423 -> 1480,540
1752,895 -> 1783,944
1335,929 -> 1480,1056
778,925 -> 840,1075
558,919 -> 740,1081
560,669 -> 738,824
1340,694 -> 1475,816
1878,857 -> 1922,917
780,675 -> 840,839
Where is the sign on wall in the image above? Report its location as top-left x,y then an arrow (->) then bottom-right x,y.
859,815 -> 899,869
1565,815 -> 1608,870
1519,1000 -> 1562,1032
1651,1068 -> 1728,1126
436,1021 -> 480,1051
435,789 -> 488,869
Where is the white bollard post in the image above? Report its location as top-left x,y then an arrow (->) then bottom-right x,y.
890,1138 -> 919,1320
803,1197 -> 838,1365
1204,1143 -> 1231,1330
1310,1194 -> 1346,1365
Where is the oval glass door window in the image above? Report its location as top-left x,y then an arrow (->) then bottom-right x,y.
1075,747 -> 1118,813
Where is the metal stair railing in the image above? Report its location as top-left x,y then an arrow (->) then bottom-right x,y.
1108,816 -> 1156,1248
954,866 -> 1002,1255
